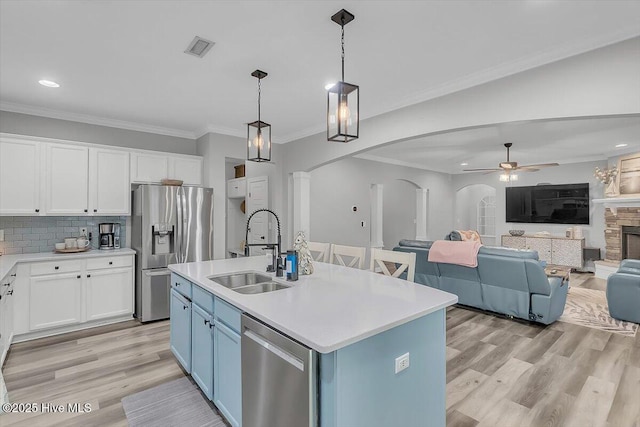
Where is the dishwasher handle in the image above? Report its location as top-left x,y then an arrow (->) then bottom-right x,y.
244,329 -> 305,371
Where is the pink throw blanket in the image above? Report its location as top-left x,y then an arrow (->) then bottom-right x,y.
428,240 -> 482,268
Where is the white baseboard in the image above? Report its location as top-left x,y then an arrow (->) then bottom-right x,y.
12,314 -> 135,344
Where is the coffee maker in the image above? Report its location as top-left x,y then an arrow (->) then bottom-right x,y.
99,223 -> 121,250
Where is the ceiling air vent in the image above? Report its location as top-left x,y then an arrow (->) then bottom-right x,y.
184,36 -> 215,58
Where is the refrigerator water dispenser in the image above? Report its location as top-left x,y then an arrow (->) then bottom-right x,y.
152,224 -> 174,255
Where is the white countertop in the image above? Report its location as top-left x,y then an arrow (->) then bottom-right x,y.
0,248 -> 135,280
169,256 -> 458,353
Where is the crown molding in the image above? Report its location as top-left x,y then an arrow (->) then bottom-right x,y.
361,27 -> 640,123
0,102 -> 197,140
354,154 -> 452,174
279,28 -> 640,144
194,124 -> 246,140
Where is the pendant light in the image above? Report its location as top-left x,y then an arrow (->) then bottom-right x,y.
327,9 -> 359,143
247,69 -> 271,162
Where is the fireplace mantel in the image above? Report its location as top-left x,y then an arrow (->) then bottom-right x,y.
593,197 -> 640,215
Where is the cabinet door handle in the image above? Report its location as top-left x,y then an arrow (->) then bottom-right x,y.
204,319 -> 210,326
183,305 -> 188,310
10,273 -> 16,277
175,282 -> 180,286
94,209 -> 97,212
77,275 -> 81,279
2,283 -> 9,287
7,290 -> 13,296
84,209 -> 88,213
87,274 -> 91,278
35,209 -> 40,213
109,261 -> 113,265
55,266 -> 59,270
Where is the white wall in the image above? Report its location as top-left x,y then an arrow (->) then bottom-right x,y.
452,160 -> 607,253
197,132 -> 245,259
281,38 -> 640,174
383,180 -> 418,250
0,110 -> 197,154
309,157 -> 453,249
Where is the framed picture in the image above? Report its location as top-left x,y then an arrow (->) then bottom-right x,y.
616,153 -> 640,197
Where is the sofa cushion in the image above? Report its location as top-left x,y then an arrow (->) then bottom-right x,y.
398,239 -> 433,249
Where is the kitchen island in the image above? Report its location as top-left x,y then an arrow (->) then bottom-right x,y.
169,255 -> 457,427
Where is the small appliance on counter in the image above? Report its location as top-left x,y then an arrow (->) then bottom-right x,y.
99,223 -> 121,250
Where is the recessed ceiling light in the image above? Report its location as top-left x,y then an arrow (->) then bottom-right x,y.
460,162 -> 469,166
38,79 -> 60,88
324,83 -> 335,90
615,143 -> 628,148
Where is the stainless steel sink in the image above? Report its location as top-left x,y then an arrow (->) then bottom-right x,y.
208,272 -> 273,289
208,271 -> 291,294
234,281 -> 290,295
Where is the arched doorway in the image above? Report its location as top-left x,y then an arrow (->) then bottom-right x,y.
455,184 -> 497,245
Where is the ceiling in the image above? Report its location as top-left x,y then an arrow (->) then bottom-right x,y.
1,1 -> 639,143
356,115 -> 640,174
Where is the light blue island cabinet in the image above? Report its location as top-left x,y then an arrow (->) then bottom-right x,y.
169,256 -> 457,427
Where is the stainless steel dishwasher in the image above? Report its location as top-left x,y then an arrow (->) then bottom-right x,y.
241,314 -> 317,427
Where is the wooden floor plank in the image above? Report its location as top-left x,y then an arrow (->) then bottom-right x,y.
2,272 -> 638,427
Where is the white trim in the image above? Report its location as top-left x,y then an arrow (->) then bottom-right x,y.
276,29 -> 640,144
0,132 -> 202,159
1,102 -> 197,140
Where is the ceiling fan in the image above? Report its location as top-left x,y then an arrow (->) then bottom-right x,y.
463,143 -> 559,174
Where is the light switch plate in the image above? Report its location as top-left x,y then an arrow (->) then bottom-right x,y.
395,352 -> 410,374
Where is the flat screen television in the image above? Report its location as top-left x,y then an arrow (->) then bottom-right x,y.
505,183 -> 589,224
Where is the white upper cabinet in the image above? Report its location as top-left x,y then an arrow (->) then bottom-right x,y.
89,148 -> 130,215
130,152 -> 170,184
0,138 -> 41,215
170,156 -> 203,186
45,144 -> 90,215
131,151 -> 203,186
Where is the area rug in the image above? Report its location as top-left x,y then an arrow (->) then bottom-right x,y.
122,377 -> 226,427
559,287 -> 638,337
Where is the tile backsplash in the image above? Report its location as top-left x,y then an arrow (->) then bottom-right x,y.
0,216 -> 127,255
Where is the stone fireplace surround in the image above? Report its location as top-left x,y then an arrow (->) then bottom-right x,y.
605,207 -> 640,262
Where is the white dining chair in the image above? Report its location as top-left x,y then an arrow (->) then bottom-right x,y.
329,244 -> 367,269
369,248 -> 416,282
307,241 -> 331,263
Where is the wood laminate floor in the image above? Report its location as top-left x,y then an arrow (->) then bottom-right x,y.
1,273 -> 639,427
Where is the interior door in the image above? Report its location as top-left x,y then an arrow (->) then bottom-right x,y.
245,176 -> 269,255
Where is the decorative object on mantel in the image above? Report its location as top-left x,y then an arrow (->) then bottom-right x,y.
508,229 -> 525,236
594,166 -> 618,197
247,69 -> 271,162
327,8 -> 359,143
616,152 -> 640,198
293,231 -> 314,275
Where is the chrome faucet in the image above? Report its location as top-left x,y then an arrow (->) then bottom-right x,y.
245,209 -> 283,276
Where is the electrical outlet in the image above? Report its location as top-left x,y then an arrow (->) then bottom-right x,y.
395,352 -> 410,374
80,227 -> 88,237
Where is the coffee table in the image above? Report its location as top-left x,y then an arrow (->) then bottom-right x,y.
545,265 -> 571,282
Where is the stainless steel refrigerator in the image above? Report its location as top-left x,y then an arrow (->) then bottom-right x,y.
132,184 -> 213,322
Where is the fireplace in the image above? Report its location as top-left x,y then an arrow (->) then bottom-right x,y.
622,226 -> 640,260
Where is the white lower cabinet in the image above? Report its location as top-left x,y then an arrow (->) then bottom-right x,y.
14,253 -> 134,340
86,268 -> 133,321
29,272 -> 83,330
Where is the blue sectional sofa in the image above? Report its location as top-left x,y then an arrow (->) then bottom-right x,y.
606,259 -> 640,324
393,240 -> 569,324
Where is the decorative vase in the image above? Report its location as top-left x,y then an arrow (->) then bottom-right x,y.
605,180 -> 618,197
293,231 -> 314,275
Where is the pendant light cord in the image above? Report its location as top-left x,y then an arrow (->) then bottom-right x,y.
257,77 -> 261,125
341,22 -> 345,82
